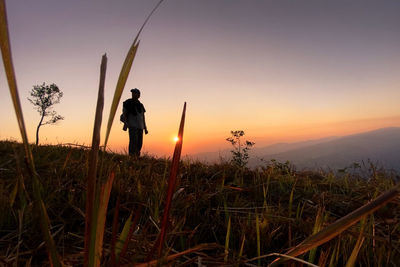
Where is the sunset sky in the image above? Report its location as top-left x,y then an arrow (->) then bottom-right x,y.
1,0 -> 400,157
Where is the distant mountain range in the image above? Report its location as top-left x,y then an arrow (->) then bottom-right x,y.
189,127 -> 400,171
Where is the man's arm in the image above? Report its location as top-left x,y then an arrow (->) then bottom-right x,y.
143,112 -> 148,135
122,107 -> 128,131
122,107 -> 128,122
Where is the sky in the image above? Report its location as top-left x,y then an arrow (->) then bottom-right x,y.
1,0 -> 400,157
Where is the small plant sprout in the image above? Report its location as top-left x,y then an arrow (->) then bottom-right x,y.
27,82 -> 64,145
226,130 -> 255,168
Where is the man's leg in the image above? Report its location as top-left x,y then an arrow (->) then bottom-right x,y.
136,129 -> 144,156
128,127 -> 135,155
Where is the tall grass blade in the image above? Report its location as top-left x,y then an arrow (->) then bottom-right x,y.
0,1 -> 62,266
87,172 -> 115,267
103,40 -> 139,149
270,186 -> 399,266
149,102 -> 186,259
0,0 -> 29,150
103,0 -> 165,148
84,54 -> 107,267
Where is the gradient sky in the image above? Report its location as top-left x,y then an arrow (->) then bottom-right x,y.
1,0 -> 400,157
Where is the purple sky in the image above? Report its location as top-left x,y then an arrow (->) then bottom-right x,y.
1,0 -> 400,156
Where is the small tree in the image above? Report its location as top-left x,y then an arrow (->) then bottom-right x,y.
226,130 -> 255,168
28,83 -> 64,145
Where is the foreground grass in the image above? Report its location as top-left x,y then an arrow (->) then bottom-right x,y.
1,140 -> 400,266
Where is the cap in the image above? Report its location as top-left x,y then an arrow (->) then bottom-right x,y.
130,88 -> 140,94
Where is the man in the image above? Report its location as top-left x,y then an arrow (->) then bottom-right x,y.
122,88 -> 148,156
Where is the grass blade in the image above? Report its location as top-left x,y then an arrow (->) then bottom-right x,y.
157,102 -> 186,257
117,206 -> 142,266
87,172 -> 115,267
0,0 -> 29,149
308,207 -> 325,264
224,216 -> 231,263
84,54 -> 107,267
93,172 -> 115,267
134,243 -> 219,267
256,212 -> 261,266
345,220 -> 366,267
103,40 -> 139,149
110,196 -> 120,266
114,213 -> 133,261
147,102 -> 187,260
237,234 -> 246,266
103,0 -> 165,148
328,239 -> 340,267
246,253 -> 320,267
0,1 -> 62,266
270,186 -> 399,266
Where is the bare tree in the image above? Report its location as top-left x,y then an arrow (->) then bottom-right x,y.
28,83 -> 64,145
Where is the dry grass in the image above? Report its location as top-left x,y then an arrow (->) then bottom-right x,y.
1,141 -> 400,266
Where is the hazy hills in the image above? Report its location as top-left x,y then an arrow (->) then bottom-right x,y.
190,127 -> 400,171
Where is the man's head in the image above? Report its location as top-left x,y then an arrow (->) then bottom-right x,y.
130,88 -> 140,99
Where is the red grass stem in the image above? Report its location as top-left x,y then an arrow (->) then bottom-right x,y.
147,103 -> 186,260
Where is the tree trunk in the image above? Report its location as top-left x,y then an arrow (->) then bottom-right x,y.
36,114 -> 44,145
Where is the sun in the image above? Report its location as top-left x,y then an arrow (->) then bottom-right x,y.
173,136 -> 179,143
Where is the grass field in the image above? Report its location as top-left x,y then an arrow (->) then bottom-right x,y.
1,140 -> 399,266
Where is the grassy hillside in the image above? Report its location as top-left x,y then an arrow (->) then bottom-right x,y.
1,140 -> 400,266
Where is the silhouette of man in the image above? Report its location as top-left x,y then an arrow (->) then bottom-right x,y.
122,88 -> 148,156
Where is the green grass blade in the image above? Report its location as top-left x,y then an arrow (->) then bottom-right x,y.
328,240 -> 340,267
94,172 -> 115,267
117,206 -> 142,266
308,207 -> 324,263
84,54 -> 107,267
9,177 -> 18,207
345,220 -> 366,267
237,234 -> 246,265
0,1 -> 62,266
103,40 -> 139,148
103,0 -> 165,148
115,213 -> 133,260
256,212 -> 261,266
224,216 -> 231,263
270,186 -> 399,266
